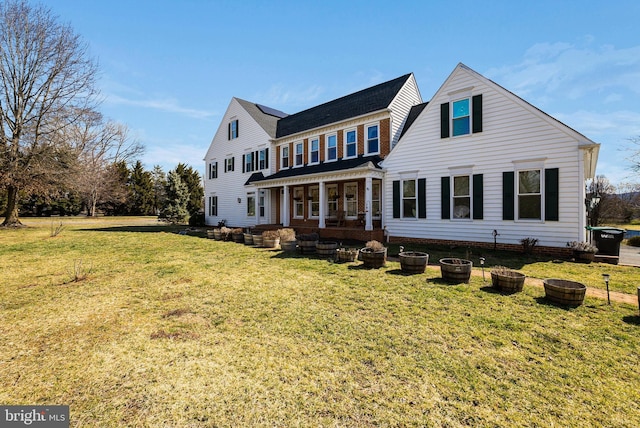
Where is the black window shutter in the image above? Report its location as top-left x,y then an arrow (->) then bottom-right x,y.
242,154 -> 245,173
223,159 -> 227,173
392,180 -> 400,218
545,168 -> 559,221
440,103 -> 450,138
472,174 -> 483,219
214,161 -> 218,179
441,176 -> 450,219
502,172 -> 515,220
265,148 -> 269,169
418,178 -> 426,219
253,150 -> 258,171
228,123 -> 231,140
235,120 -> 238,138
472,94 -> 483,133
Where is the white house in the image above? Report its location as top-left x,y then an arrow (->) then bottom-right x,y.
382,63 -> 599,252
204,64 -> 599,253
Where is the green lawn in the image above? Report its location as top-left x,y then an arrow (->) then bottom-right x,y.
1,217 -> 639,427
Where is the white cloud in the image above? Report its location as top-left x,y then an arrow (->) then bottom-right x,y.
254,83 -> 325,111
105,94 -> 218,120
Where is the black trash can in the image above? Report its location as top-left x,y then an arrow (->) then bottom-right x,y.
590,227 -> 625,263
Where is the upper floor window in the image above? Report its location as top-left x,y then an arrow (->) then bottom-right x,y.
228,119 -> 238,140
224,157 -> 234,173
452,99 -> 470,136
344,129 -> 357,159
309,138 -> 319,164
518,169 -> 541,220
281,146 -> 290,168
208,161 -> 218,179
326,134 -> 337,161
208,196 -> 217,216
366,124 -> 379,154
294,142 -> 304,166
244,152 -> 253,173
259,149 -> 266,170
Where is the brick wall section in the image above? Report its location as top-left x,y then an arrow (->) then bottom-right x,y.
388,235 -> 573,258
380,118 -> 390,158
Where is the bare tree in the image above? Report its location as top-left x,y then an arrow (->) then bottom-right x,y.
0,1 -> 98,226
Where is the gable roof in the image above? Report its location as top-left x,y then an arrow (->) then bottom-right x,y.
235,98 -> 287,139
398,102 -> 428,139
275,74 -> 413,139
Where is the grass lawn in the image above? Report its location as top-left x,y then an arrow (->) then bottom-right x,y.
1,217 -> 639,427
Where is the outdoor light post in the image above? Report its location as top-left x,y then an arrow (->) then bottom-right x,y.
480,257 -> 485,283
602,273 -> 611,305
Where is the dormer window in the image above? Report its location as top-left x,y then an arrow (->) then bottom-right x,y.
452,99 -> 470,136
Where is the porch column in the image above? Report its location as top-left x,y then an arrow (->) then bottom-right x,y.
282,185 -> 290,227
365,176 -> 373,231
319,181 -> 326,228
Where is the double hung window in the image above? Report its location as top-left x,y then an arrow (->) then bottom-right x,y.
281,146 -> 289,168
344,183 -> 358,217
294,142 -> 303,166
345,129 -> 357,158
366,124 -> 379,154
518,170 -> 542,220
309,138 -> 319,164
326,134 -> 337,161
402,179 -> 417,218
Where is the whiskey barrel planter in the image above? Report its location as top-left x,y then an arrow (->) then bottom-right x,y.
360,248 -> 387,268
232,232 -> 244,243
440,258 -> 473,284
243,233 -> 253,245
212,229 -> 223,240
316,241 -> 338,258
573,250 -> 596,264
399,251 -> 429,274
336,248 -> 359,263
252,234 -> 264,247
280,240 -> 297,252
543,279 -> 587,307
491,271 -> 526,293
206,229 -> 215,239
263,237 -> 280,249
297,239 -> 318,255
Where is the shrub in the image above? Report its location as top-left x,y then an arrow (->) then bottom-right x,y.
520,237 -> 539,254
627,236 -> 640,247
278,228 -> 296,242
566,241 -> 598,253
296,232 -> 319,241
364,240 -> 385,251
262,230 -> 280,239
188,213 -> 205,227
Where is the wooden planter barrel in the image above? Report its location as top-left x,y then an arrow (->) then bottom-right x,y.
573,250 -> 596,264
361,248 -> 387,268
440,258 -> 473,284
543,279 -> 587,307
232,232 -> 244,243
252,234 -> 263,247
491,271 -> 526,293
206,229 -> 215,239
212,229 -> 223,240
243,233 -> 253,245
399,251 -> 429,274
263,237 -> 280,249
280,240 -> 297,252
336,248 -> 359,262
297,239 -> 318,254
316,241 -> 338,258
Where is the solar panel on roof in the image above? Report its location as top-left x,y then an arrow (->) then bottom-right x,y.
256,104 -> 288,118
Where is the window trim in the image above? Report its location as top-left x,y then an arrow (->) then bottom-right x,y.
516,168 -> 543,221
326,184 -> 338,216
452,174 -> 471,220
365,122 -> 380,155
371,180 -> 381,219
451,98 -> 471,137
293,187 -> 304,219
229,119 -> 238,140
401,178 -> 417,219
209,161 -> 218,179
208,195 -> 218,216
244,152 -> 254,173
308,137 -> 320,165
308,186 -> 319,218
281,145 -> 290,169
344,128 -> 357,159
294,141 -> 304,167
344,182 -> 358,218
246,192 -> 255,217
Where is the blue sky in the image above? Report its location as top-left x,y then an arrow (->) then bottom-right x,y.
41,0 -> 640,185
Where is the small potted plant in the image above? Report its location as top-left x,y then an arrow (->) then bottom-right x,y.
491,266 -> 526,293
278,228 -> 297,252
335,247 -> 359,263
262,230 -> 280,248
566,241 -> 598,263
360,240 -> 387,268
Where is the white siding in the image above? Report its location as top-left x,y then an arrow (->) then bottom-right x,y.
388,74 -> 422,148
382,65 -> 595,248
203,98 -> 273,228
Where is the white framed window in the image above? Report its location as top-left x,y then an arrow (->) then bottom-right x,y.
402,179 -> 417,218
229,119 -> 238,140
344,182 -> 358,217
372,180 -> 381,218
293,187 -> 304,218
247,192 -> 255,217
309,138 -> 319,164
308,186 -> 319,218
244,152 -> 253,173
518,169 -> 542,220
224,157 -> 234,173
208,196 -> 217,216
326,134 -> 337,162
344,128 -> 357,159
258,191 -> 265,217
281,145 -> 289,169
326,184 -> 338,216
365,123 -> 379,155
453,175 -> 471,219
259,149 -> 266,170
452,98 -> 470,136
294,142 -> 304,167
208,161 -> 217,179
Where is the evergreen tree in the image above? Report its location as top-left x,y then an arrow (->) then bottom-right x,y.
151,165 -> 167,215
128,161 -> 155,215
174,163 -> 204,216
161,169 -> 189,224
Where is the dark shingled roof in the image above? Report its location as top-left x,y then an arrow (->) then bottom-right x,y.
398,102 -> 429,139
275,74 -> 413,138
248,155 -> 383,184
235,98 -> 286,139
